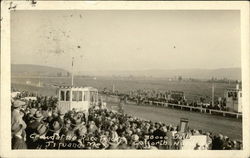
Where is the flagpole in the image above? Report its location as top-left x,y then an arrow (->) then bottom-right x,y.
71,57 -> 74,86
212,83 -> 214,107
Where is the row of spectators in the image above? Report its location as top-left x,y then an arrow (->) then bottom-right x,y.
101,88 -> 229,112
11,91 -> 242,150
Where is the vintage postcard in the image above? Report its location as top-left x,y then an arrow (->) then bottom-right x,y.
0,1 -> 249,158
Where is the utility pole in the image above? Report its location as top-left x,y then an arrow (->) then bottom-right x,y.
38,74 -> 41,87
112,83 -> 115,93
212,83 -> 215,107
71,57 -> 74,86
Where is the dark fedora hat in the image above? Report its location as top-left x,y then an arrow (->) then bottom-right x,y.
49,121 -> 62,133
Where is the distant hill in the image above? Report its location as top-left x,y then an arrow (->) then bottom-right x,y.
11,64 -> 241,80
11,64 -> 69,77
81,68 -> 241,80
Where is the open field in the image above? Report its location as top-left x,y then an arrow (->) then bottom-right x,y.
12,76 -> 237,102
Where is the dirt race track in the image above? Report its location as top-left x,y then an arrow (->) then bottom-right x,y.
106,102 -> 242,141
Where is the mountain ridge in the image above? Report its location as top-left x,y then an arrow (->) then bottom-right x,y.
11,64 -> 241,80
11,64 -> 69,77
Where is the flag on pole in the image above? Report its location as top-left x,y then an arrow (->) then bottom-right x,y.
71,57 -> 74,86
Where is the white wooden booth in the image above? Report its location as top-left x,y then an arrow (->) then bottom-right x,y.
224,84 -> 242,113
57,86 -> 98,114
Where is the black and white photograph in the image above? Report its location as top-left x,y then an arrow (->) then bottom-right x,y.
1,1 -> 249,158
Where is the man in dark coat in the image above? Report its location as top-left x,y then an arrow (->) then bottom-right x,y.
26,111 -> 44,149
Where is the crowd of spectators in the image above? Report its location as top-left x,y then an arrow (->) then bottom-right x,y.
102,88 -> 230,113
11,90 -> 242,150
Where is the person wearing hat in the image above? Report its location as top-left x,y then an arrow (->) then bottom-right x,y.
108,130 -> 120,149
27,111 -> 44,133
117,136 -> 129,149
26,111 -> 44,149
23,107 -> 37,123
73,124 -> 88,149
12,124 -> 27,149
31,124 -> 48,149
88,121 -> 98,134
11,100 -> 27,136
71,116 -> 84,131
130,134 -> 140,149
60,118 -> 72,135
55,110 -> 66,125
212,134 -> 224,150
99,134 -> 109,149
47,121 -> 62,136
46,121 -> 63,149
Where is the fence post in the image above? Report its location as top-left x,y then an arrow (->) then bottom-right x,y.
165,103 -> 168,107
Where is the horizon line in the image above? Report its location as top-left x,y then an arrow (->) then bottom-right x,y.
11,63 -> 241,72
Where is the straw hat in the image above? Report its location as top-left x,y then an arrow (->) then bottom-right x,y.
131,134 -> 139,142
13,100 -> 25,108
36,124 -> 48,136
77,125 -> 87,136
30,108 -> 37,116
33,111 -> 44,120
58,110 -> 66,116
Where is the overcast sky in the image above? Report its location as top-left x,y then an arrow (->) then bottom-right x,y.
11,10 -> 241,72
